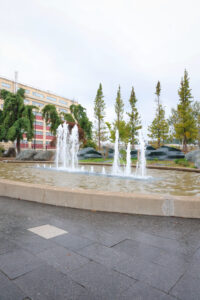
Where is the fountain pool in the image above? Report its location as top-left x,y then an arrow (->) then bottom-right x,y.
0,163 -> 199,196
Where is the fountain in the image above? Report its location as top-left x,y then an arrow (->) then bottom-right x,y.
56,122 -> 79,170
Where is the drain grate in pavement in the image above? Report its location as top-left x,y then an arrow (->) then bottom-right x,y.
28,224 -> 68,239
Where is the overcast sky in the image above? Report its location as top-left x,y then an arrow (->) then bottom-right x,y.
0,0 -> 200,134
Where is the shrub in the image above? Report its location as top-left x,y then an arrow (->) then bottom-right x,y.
174,158 -> 190,167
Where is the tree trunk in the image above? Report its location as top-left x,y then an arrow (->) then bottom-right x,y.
183,135 -> 187,153
98,119 -> 100,151
16,137 -> 21,154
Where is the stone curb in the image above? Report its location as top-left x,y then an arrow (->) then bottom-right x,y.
0,179 -> 200,219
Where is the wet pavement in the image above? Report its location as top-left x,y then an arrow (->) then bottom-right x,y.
0,196 -> 200,299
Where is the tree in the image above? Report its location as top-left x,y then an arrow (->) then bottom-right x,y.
127,87 -> 142,148
106,120 -> 131,145
115,85 -> 124,130
192,101 -> 200,148
0,88 -> 36,153
94,83 -> 106,150
69,104 -> 92,140
42,104 -> 61,135
172,70 -> 197,152
148,81 -> 169,146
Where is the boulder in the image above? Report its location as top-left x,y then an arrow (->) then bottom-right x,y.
195,158 -> 200,169
3,147 -> 16,157
16,150 -> 37,160
186,150 -> 200,169
146,145 -> 156,151
186,150 -> 200,163
130,150 -> 138,159
78,147 -> 102,159
159,145 -> 181,152
33,151 -> 54,161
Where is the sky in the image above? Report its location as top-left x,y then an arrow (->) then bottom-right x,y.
0,0 -> 200,135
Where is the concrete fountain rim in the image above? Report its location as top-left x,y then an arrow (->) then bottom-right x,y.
0,178 -> 200,219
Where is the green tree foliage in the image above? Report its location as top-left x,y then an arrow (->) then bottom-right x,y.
172,70 -> 197,152
148,81 -> 169,146
42,104 -> 61,135
192,101 -> 200,148
127,87 -> 142,148
0,88 -> 36,153
115,85 -> 124,130
94,83 -> 106,150
69,104 -> 92,140
106,120 -> 131,145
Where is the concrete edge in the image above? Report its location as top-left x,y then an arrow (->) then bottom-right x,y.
0,178 -> 200,218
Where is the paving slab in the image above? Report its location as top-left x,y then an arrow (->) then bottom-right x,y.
37,245 -> 89,274
69,261 -> 136,299
170,273 -> 200,300
0,249 -> 44,279
14,264 -> 91,300
121,281 -> 176,300
51,232 -> 94,251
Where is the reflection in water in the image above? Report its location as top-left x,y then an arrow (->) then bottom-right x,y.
0,163 -> 199,196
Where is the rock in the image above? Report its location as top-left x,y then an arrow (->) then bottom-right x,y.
78,147 -> 102,159
84,154 -> 102,159
146,145 -> 156,150
195,158 -> 200,169
3,147 -> 16,157
186,150 -> 200,163
130,150 -> 138,159
186,150 -> 200,169
33,151 -> 54,161
16,150 -> 37,160
159,145 -> 181,152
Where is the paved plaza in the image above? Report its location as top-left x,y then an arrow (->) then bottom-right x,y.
0,196 -> 200,299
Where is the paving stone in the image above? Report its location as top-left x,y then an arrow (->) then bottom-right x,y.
170,274 -> 200,300
129,231 -> 197,256
76,243 -> 130,269
14,264 -> 91,300
0,249 -> 44,279
10,231 -> 56,254
0,236 -> 20,255
115,256 -> 184,293
37,245 -> 89,274
121,281 -> 176,300
52,233 -> 94,251
0,282 -> 27,300
112,238 -> 166,261
28,224 -> 67,239
71,226 -> 125,247
70,261 -> 136,299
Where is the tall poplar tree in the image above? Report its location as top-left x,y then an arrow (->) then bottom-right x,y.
127,87 -> 141,148
115,86 -> 124,130
173,70 -> 197,152
94,83 -> 106,150
148,81 -> 168,147
0,88 -> 36,153
192,101 -> 200,148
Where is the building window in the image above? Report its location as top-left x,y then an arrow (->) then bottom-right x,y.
59,108 -> 67,113
35,140 -> 43,144
46,131 -> 54,136
35,121 -> 43,126
35,131 -> 43,135
1,82 -> 11,88
32,91 -> 44,98
25,89 -> 30,94
33,111 -> 42,117
47,96 -> 57,102
1,104 -> 3,109
59,99 -> 67,105
32,101 -> 44,107
24,99 -> 29,104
